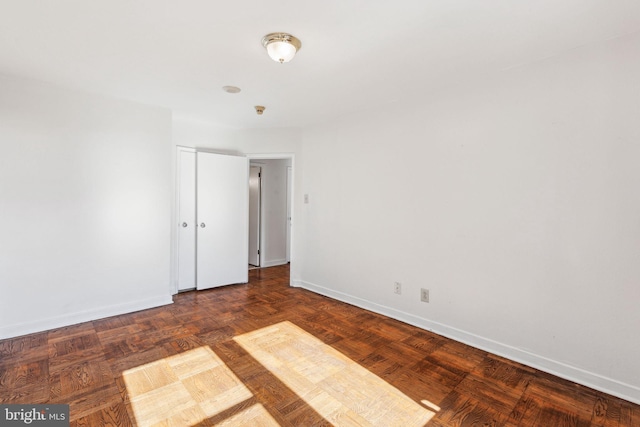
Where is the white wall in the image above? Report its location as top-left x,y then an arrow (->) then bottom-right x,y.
294,32 -> 640,403
172,117 -> 301,154
250,159 -> 291,267
0,75 -> 173,339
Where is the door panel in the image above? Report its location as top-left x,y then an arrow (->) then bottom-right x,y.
197,152 -> 248,290
177,149 -> 196,291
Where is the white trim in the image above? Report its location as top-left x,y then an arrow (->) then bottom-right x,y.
295,279 -> 640,405
286,166 -> 292,263
246,153 -> 294,160
0,295 -> 173,340
261,259 -> 288,268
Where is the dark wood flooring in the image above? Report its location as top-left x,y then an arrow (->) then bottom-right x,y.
1,264 -> 638,426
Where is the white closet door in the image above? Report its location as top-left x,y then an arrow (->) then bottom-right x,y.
177,148 -> 196,291
197,151 -> 248,290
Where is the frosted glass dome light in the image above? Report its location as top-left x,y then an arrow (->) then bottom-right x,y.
262,33 -> 301,63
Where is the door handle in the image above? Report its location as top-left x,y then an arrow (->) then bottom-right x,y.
182,222 -> 188,228
200,223 -> 206,228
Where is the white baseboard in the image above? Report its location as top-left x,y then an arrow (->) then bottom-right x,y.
261,259 -> 288,268
293,279 -> 640,405
0,295 -> 174,340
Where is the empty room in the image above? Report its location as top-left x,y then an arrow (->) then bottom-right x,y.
1,1 -> 639,426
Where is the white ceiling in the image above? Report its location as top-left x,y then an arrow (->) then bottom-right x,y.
1,0 -> 639,129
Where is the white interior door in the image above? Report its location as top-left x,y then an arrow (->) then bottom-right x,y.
248,166 -> 261,266
197,152 -> 248,290
177,148 -> 196,291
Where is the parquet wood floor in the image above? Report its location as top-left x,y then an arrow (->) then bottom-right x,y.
1,264 -> 639,426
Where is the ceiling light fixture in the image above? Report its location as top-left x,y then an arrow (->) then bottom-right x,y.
261,33 -> 301,63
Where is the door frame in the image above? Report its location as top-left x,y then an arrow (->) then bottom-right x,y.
286,166 -> 292,263
246,153 -> 295,277
248,165 -> 262,267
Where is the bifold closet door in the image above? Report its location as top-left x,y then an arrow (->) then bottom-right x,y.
177,148 -> 196,291
196,151 -> 249,290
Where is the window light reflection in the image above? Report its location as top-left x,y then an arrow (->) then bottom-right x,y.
234,321 -> 435,426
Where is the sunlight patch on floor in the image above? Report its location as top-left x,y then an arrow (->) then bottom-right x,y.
215,403 -> 279,427
421,399 -> 441,412
123,322 -> 436,426
234,321 -> 436,426
122,346 -> 277,426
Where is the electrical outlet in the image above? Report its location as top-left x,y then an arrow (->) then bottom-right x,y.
420,288 -> 429,303
394,282 -> 402,295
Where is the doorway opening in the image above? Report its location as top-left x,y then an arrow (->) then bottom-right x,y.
247,154 -> 294,280
248,165 -> 261,268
